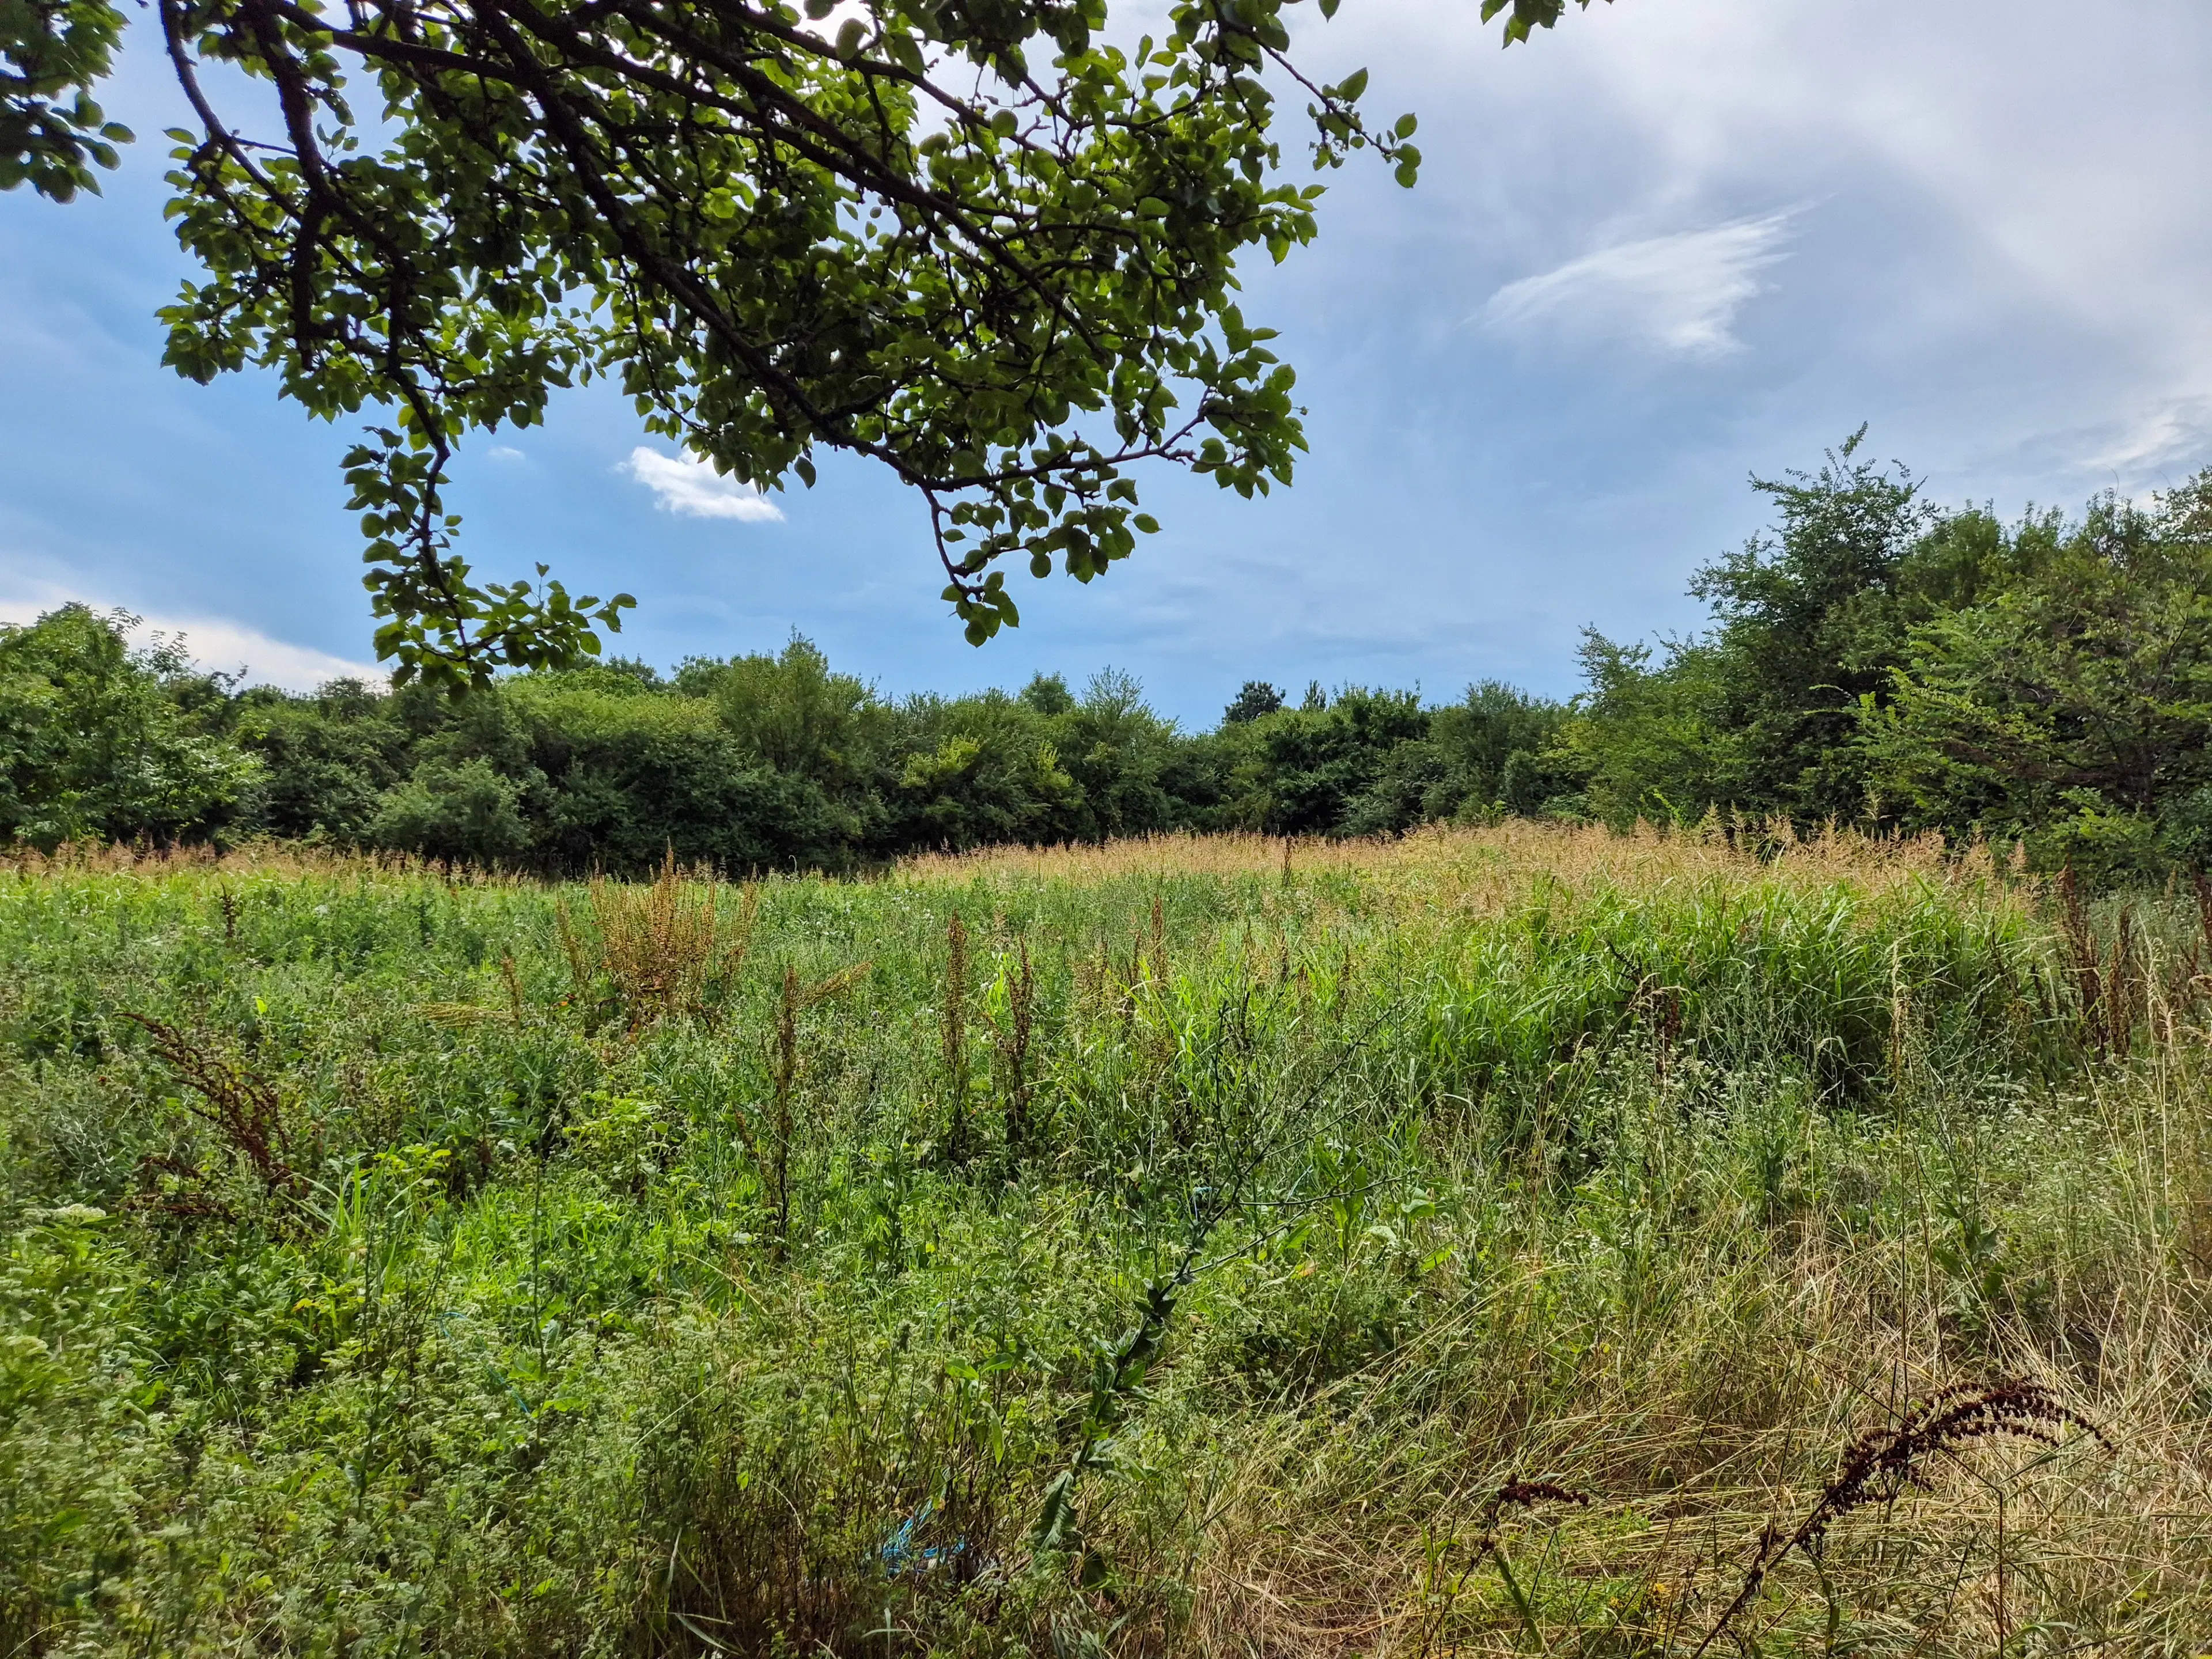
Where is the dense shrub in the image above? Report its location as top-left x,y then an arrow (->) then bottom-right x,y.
13,441 -> 2212,884
0,605 -> 259,848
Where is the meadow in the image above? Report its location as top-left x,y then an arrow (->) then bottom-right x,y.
3,824 -> 2210,1656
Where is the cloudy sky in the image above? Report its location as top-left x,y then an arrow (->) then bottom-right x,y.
4,0 -> 2210,717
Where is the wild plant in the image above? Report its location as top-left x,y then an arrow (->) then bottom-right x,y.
126,1013 -> 308,1211
1415,1479 -> 1590,1654
2055,864 -> 2160,1056
562,850 -> 757,1031
1147,892 -> 1168,991
757,959 -> 870,1246
1691,1380 -> 2109,1656
942,910 -> 972,1161
987,939 -> 1037,1160
769,965 -> 802,1241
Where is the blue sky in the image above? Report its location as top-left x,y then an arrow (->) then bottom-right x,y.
5,0 -> 2210,721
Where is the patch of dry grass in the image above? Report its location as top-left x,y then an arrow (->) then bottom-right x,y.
1167,1039 -> 2212,1657
897,819 -> 2017,906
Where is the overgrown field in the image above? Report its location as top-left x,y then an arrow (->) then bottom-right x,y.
5,825 -> 2211,1656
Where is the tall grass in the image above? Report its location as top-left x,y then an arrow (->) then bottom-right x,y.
2,823 -> 2209,1655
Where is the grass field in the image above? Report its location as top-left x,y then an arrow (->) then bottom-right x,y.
4,824 -> 2210,1656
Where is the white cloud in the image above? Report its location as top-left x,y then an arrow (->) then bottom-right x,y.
485,445 -> 526,461
622,447 -> 786,521
2078,398 -> 2212,479
0,578 -> 385,692
1478,211 -> 1797,358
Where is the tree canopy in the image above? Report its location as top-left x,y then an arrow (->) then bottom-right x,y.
0,607 -> 1584,863
1569,440 -> 2212,881
5,0 -> 1601,684
10,435 -> 2212,884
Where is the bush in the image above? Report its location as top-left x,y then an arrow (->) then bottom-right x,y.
0,606 -> 259,848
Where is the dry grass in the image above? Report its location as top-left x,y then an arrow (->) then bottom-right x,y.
4,819 -> 2021,910
563,851 -> 759,1029
898,820 -> 2025,910
0,836 -> 529,884
1170,1038 -> 2212,1658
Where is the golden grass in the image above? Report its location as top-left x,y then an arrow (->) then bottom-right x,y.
897,819 -> 2022,904
0,836 -> 529,885
8,819 -> 2024,911
569,850 -> 759,1027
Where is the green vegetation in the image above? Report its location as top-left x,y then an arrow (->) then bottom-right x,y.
7,431 -> 2207,1648
0,607 -> 259,849
4,827 -> 2209,1653
1573,432 -> 2212,880
0,619 -> 1578,869
8,434 -> 2210,883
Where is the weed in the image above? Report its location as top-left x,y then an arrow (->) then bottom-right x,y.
125,1013 -> 306,1209
765,959 -> 870,1245
990,939 -> 1037,1161
568,849 -> 757,1030
943,910 -> 972,1162
1692,1380 -> 2109,1656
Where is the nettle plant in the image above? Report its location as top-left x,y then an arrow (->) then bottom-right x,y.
5,0 -> 1600,683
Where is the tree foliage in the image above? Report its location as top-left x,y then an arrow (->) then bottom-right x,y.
1570,429 -> 1933,825
1566,434 -> 2212,880
6,0 -> 1602,684
0,605 -> 260,848
13,429 -> 2209,883
0,609 -> 1590,866
1865,479 -> 2212,879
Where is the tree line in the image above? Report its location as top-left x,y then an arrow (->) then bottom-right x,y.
6,433 -> 2208,881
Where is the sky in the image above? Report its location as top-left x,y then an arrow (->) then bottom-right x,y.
3,0 -> 2210,721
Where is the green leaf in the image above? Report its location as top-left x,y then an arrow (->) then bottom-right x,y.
68,0 -> 1539,661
